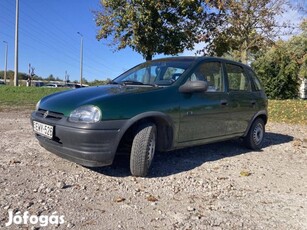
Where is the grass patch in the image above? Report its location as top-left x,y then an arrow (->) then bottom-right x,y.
268,99 -> 307,125
0,86 -> 66,111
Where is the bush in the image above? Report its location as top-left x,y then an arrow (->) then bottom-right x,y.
252,20 -> 307,99
253,41 -> 301,99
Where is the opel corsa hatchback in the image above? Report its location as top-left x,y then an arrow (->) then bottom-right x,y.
31,57 -> 268,177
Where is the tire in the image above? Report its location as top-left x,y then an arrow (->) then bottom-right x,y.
244,118 -> 265,150
130,123 -> 157,177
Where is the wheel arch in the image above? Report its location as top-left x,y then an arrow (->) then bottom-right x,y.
115,112 -> 175,154
243,110 -> 268,137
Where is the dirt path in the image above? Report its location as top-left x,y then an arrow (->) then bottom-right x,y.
0,110 -> 306,229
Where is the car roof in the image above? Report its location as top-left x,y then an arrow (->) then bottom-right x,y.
149,56 -> 248,66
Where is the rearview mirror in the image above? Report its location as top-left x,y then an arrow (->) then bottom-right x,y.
179,80 -> 208,93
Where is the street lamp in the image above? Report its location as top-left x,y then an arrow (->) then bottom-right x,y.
14,0 -> 19,86
77,32 -> 83,86
3,41 -> 8,84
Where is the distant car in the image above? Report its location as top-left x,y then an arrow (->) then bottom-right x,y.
43,83 -> 64,88
43,84 -> 57,88
63,83 -> 87,89
74,83 -> 88,88
63,83 -> 76,88
34,81 -> 45,87
31,57 -> 268,177
0,81 -> 5,86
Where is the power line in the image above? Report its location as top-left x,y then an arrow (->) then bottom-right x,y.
0,0 -> 121,81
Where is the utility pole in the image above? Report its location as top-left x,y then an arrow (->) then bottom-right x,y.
27,63 -> 34,87
3,41 -> 8,84
77,32 -> 83,86
14,0 -> 19,86
65,70 -> 69,83
28,63 -> 35,76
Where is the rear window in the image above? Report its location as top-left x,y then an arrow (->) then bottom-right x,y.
225,63 -> 251,91
247,69 -> 262,91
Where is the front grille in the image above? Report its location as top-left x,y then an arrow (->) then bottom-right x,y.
36,109 -> 64,120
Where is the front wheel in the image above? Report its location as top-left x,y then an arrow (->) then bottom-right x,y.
244,118 -> 265,150
130,123 -> 156,177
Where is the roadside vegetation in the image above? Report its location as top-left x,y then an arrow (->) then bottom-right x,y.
0,86 -> 306,124
0,86 -> 66,110
268,100 -> 307,125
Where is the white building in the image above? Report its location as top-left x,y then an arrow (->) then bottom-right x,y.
299,79 -> 307,99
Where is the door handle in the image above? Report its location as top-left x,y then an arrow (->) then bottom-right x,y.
251,100 -> 256,105
220,100 -> 228,106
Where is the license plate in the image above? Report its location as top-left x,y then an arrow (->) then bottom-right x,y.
33,121 -> 54,139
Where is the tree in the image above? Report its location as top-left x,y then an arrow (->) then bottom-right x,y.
81,77 -> 89,84
94,0 -> 224,60
252,19 -> 307,99
203,0 -> 290,64
295,19 -> 307,80
46,74 -> 56,81
88,79 -> 111,86
292,0 -> 307,15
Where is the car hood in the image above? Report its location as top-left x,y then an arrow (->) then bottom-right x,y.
39,84 -> 160,116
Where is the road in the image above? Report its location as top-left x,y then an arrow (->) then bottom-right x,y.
0,110 -> 306,229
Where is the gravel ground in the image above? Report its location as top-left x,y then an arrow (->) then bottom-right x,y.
0,110 -> 306,230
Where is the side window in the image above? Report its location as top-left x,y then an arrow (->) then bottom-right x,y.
247,69 -> 262,91
188,62 -> 223,92
226,64 -> 251,91
124,66 -> 186,84
160,67 -> 185,81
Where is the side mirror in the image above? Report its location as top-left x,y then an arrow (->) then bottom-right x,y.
179,80 -> 208,93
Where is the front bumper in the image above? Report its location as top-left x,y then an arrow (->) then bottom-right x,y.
31,111 -> 126,167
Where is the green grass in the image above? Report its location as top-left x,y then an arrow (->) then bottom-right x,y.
268,99 -> 307,125
0,86 -> 306,124
0,86 -> 66,111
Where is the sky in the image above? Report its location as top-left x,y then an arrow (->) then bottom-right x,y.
0,0 -> 306,82
0,0 -> 149,82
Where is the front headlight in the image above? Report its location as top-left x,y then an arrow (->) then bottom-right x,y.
69,105 -> 102,123
35,100 -> 41,111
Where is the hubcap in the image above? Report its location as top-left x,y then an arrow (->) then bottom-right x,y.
253,123 -> 264,145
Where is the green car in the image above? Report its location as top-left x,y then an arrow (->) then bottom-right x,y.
31,57 -> 268,177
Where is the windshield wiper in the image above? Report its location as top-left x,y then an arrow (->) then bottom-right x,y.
120,80 -> 158,87
121,80 -> 144,85
145,83 -> 159,87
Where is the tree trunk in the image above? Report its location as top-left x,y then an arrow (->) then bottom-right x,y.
241,41 -> 248,64
240,48 -> 248,64
145,53 -> 152,61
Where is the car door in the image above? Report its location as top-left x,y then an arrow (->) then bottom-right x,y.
178,61 -> 229,143
224,62 -> 259,135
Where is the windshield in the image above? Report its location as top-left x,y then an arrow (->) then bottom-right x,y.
112,59 -> 193,86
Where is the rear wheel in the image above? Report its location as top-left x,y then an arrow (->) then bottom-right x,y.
244,118 -> 265,150
130,123 -> 156,177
